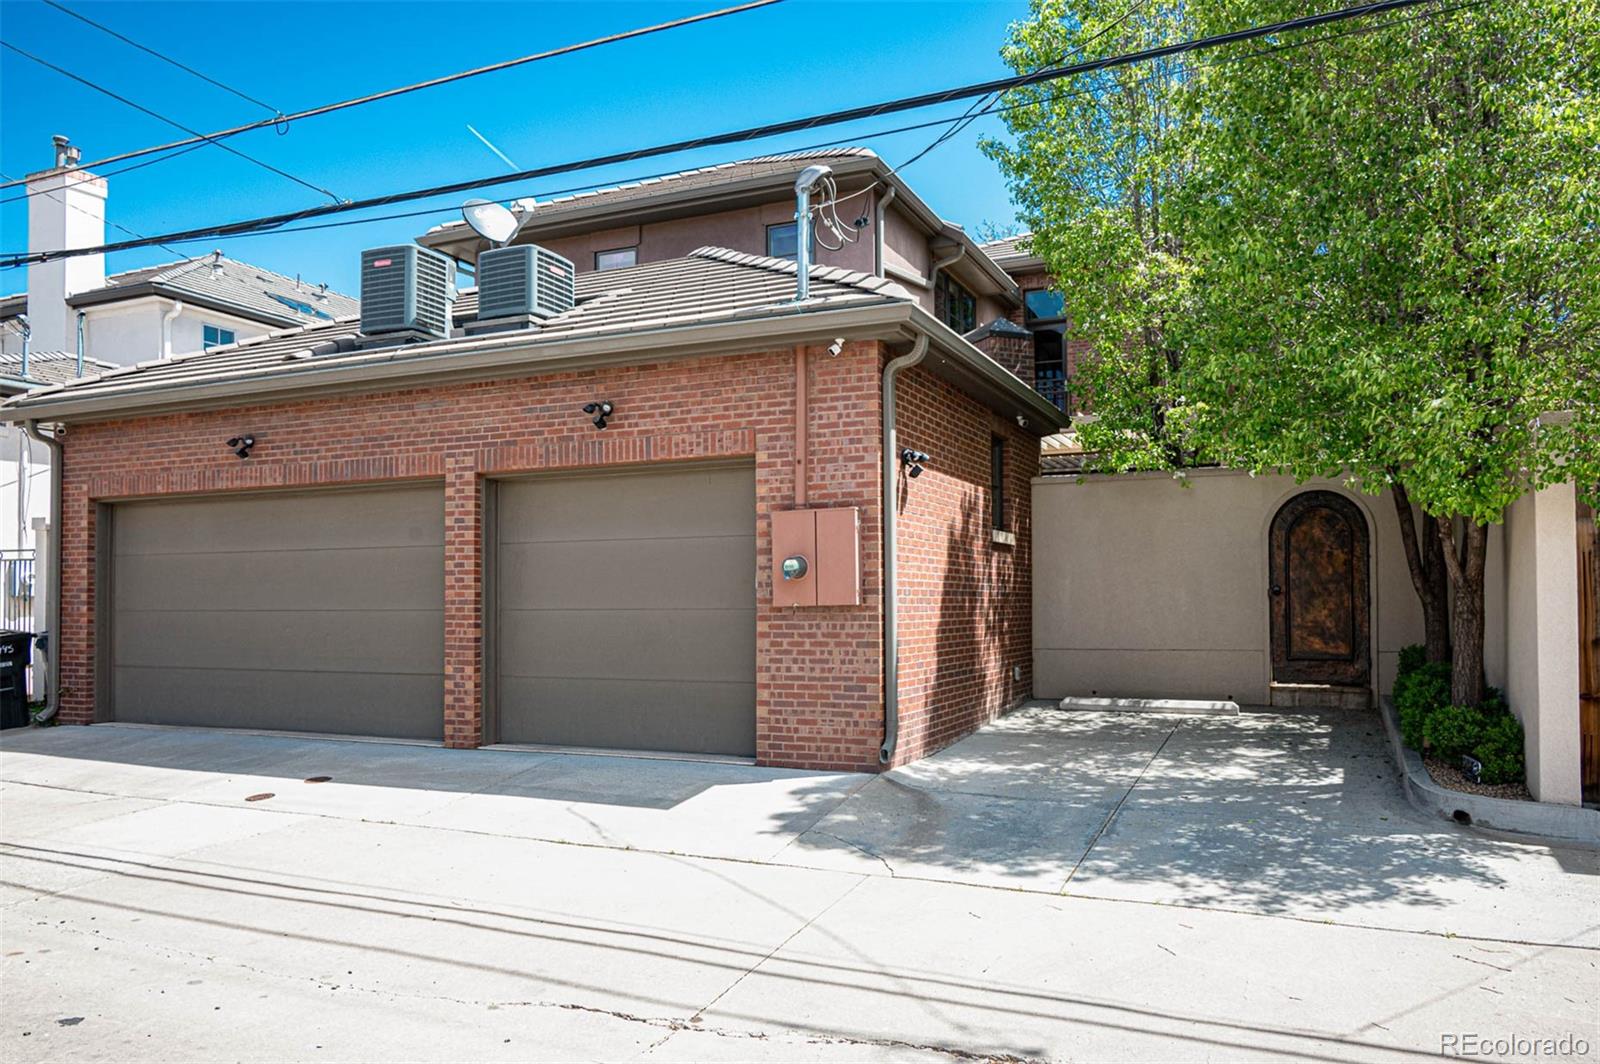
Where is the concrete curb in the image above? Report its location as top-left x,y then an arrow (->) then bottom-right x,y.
1058,696 -> 1240,716
1376,697 -> 1600,846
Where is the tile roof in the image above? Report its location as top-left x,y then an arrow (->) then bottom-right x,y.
62,252 -> 358,325
5,247 -> 910,412
978,233 -> 1041,270
426,149 -> 880,237
0,349 -> 120,391
0,293 -> 24,321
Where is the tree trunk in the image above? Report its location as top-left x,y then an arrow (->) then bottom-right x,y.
1391,483 -> 1451,663
1437,517 -> 1489,706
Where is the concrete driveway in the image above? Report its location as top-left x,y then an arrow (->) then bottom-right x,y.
3,703 -> 1596,1063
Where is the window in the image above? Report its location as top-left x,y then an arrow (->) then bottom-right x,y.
1033,327 -> 1067,411
766,221 -> 799,260
990,436 -> 1006,531
594,247 -> 637,272
934,272 -> 977,334
1024,287 -> 1066,323
202,324 -> 235,350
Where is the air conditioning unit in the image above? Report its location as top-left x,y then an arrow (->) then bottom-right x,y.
360,244 -> 455,339
476,245 -> 576,321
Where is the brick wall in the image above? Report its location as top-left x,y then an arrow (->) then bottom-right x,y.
887,364 -> 1037,765
53,343 -> 886,771
971,331 -> 1034,389
1006,268 -> 1091,414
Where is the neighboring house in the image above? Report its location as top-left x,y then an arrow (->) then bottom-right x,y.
978,233 -> 1093,414
0,136 -> 356,647
1,148 -> 1066,772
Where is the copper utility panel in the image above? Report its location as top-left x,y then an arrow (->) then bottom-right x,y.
772,506 -> 861,608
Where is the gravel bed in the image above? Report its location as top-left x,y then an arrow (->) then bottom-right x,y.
1422,754 -> 1532,802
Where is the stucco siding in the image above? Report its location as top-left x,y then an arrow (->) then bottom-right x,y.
1033,469 -> 1425,705
1502,482 -> 1582,804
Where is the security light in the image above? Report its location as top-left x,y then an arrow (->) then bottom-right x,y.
226,435 -> 255,459
583,401 -> 613,429
899,447 -> 929,479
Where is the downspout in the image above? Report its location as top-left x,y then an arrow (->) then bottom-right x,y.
160,300 -> 184,359
75,311 -> 85,378
879,331 -> 929,765
873,185 -> 896,278
19,317 -> 30,380
930,244 -> 965,289
794,345 -> 808,507
21,420 -> 61,723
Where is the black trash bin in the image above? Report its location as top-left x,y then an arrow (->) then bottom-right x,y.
0,630 -> 32,730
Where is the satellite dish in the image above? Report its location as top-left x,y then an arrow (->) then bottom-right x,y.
461,198 -> 523,247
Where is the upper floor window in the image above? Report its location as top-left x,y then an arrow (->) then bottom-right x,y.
202,324 -> 235,350
935,272 -> 977,334
766,221 -> 799,260
595,247 -> 637,272
1024,287 -> 1066,323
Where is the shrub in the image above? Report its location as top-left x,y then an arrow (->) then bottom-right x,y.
1474,712 -> 1526,785
1424,704 -> 1489,762
1396,643 -> 1428,679
1394,661 -> 1451,750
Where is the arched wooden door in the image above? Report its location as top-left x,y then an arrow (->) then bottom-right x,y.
1269,491 -> 1371,688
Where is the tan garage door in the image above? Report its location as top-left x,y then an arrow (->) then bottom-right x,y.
493,464 -> 756,756
108,486 -> 444,739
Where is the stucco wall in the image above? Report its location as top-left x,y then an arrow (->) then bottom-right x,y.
1502,482 -> 1582,804
82,298 -> 271,366
1033,469 -> 1426,705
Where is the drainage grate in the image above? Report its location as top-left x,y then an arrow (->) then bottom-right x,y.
244,793 -> 274,802
303,776 -> 332,784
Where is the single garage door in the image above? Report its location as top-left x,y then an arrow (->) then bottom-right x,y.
494,464 -> 756,756
108,485 -> 444,739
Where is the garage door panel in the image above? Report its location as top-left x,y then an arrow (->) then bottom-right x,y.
114,546 -> 442,613
114,667 -> 442,739
496,537 -> 753,611
494,465 -> 755,756
114,488 -> 443,557
498,608 -> 754,683
109,486 -> 444,740
497,467 -> 753,542
496,676 -> 755,753
114,610 -> 443,674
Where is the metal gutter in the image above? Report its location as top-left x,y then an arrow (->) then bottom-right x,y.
2,300 -> 913,421
879,333 -> 929,765
67,282 -> 303,328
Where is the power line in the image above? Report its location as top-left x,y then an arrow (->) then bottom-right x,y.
0,40 -> 342,203
0,169 -> 189,259
0,0 -> 786,193
1,0 -> 1447,269
39,0 -> 279,115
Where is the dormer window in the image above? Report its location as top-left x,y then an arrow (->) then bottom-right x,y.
595,247 -> 637,272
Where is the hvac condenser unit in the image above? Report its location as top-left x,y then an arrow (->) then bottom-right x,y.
360,244 -> 455,339
476,245 -> 576,320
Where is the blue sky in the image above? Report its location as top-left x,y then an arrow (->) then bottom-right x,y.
0,0 -> 1033,297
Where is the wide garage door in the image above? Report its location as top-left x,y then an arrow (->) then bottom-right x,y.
108,485 -> 444,739
494,464 -> 755,756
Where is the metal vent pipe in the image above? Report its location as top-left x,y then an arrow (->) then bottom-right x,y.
793,164 -> 832,302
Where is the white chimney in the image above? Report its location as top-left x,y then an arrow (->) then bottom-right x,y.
25,135 -> 107,353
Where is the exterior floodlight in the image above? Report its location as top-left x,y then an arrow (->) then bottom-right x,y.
461,198 -> 524,247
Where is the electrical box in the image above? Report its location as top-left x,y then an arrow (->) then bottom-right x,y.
772,507 -> 860,608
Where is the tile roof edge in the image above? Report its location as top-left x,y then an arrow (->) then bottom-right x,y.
688,245 -> 912,299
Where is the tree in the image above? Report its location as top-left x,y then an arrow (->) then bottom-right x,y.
981,0 -> 1199,468
988,0 -> 1600,706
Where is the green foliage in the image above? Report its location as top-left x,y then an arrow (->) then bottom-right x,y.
1397,644 -> 1427,679
1423,704 -> 1489,761
1475,712 -> 1527,785
1394,661 -> 1451,750
985,0 -> 1600,512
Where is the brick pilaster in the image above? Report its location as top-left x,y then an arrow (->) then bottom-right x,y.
443,454 -> 483,748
